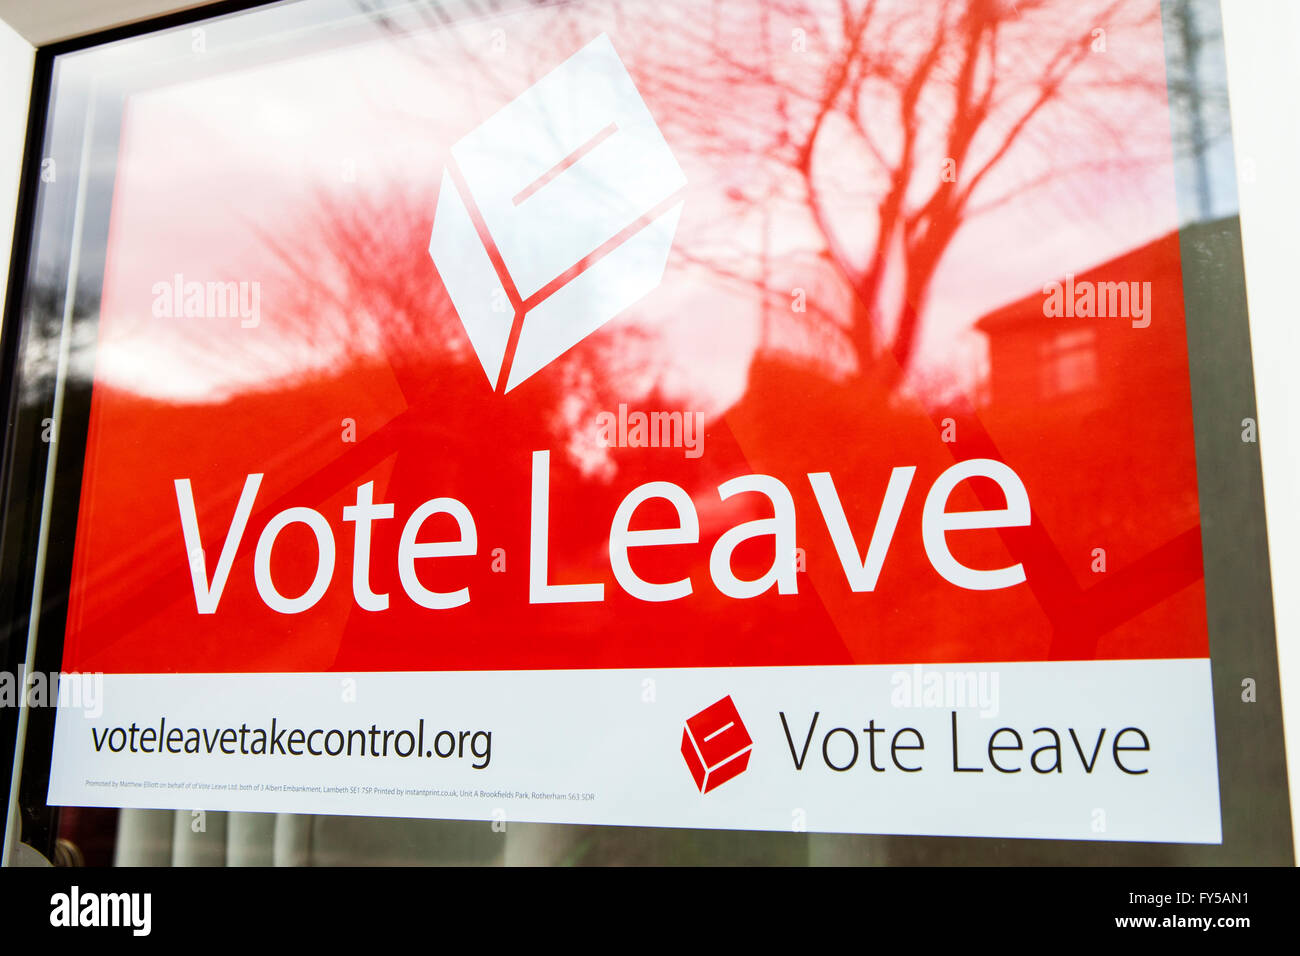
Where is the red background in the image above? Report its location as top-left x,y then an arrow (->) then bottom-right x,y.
59,1 -> 1208,673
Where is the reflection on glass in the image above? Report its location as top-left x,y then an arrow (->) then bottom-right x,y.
10,0 -> 1252,865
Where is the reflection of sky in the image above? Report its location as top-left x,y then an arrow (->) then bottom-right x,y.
1167,0 -> 1239,225
82,0 -> 1230,406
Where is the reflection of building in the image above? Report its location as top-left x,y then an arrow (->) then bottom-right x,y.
974,225 -> 1195,415
969,220 -> 1234,607
1038,327 -> 1099,400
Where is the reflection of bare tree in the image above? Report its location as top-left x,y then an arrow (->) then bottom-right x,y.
15,274 -> 100,405
258,179 -> 676,479
358,0 -> 1202,395
785,0 -> 1139,377
254,182 -> 461,359
658,0 -> 1175,385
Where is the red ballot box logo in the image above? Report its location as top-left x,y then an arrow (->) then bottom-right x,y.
681,695 -> 753,793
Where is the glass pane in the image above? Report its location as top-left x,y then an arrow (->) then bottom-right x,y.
1,0 -> 1289,866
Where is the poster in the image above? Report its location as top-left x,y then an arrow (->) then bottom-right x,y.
47,0 -> 1220,842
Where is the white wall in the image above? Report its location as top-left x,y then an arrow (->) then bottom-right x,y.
1220,0 -> 1300,861
0,1 -> 207,46
0,17 -> 34,320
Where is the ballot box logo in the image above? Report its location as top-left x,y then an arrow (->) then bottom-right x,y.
682,695 -> 753,794
428,33 -> 687,393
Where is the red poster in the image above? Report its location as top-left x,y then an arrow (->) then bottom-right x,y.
48,0 -> 1220,842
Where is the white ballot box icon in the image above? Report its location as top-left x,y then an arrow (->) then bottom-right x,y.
429,33 -> 687,392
